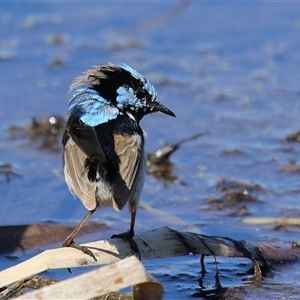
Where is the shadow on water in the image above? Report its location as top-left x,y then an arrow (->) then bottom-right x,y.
0,222 -> 110,255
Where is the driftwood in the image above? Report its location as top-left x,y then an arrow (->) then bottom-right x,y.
243,217 -> 300,226
13,256 -> 162,300
0,226 -> 298,299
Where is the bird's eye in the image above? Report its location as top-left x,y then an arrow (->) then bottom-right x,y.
130,106 -> 135,111
136,87 -> 145,99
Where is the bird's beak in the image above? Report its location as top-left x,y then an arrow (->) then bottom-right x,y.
154,103 -> 176,117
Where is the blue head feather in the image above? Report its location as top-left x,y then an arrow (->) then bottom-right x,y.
69,87 -> 120,126
120,64 -> 158,99
116,86 -> 143,110
68,64 -> 159,127
119,64 -> 141,80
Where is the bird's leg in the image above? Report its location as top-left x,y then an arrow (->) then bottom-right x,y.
62,209 -> 96,260
128,210 -> 136,237
111,211 -> 141,259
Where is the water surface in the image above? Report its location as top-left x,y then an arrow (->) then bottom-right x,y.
1,1 -> 300,298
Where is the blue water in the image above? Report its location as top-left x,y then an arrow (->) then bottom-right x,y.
1,1 -> 300,298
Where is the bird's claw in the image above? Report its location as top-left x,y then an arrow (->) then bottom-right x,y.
62,239 -> 97,261
111,231 -> 141,260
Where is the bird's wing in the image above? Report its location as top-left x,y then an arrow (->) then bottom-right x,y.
63,111 -> 108,211
112,133 -> 144,211
64,137 -> 97,211
68,87 -> 120,127
65,109 -> 107,166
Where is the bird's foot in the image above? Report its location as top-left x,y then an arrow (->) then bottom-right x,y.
62,238 -> 97,261
111,231 -> 141,260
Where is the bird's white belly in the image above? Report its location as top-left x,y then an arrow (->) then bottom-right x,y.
95,179 -> 114,208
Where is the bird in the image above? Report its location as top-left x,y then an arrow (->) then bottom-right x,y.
62,63 -> 175,259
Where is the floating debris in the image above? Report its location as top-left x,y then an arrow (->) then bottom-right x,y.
216,178 -> 264,193
9,115 -> 65,152
208,190 -> 260,211
147,131 -> 208,184
283,130 -> 300,142
0,164 -> 21,183
207,178 -> 263,211
280,159 -> 300,173
50,57 -> 65,68
46,34 -> 69,45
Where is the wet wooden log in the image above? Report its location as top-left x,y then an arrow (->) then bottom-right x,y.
0,226 -> 298,291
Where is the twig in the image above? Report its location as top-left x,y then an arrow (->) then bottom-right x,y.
242,218 -> 300,226
122,0 -> 191,36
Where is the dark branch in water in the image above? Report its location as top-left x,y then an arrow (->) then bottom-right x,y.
147,131 -> 208,184
122,0 -> 191,36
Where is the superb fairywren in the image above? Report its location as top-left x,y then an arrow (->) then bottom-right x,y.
62,63 -> 175,259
